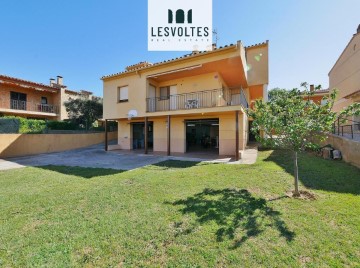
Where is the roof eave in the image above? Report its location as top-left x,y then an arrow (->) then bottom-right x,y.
101,44 -> 240,81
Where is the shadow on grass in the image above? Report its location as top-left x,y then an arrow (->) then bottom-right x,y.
264,150 -> 360,195
36,165 -> 125,179
168,188 -> 295,249
145,160 -> 217,170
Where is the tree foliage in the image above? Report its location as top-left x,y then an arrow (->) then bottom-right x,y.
64,98 -> 103,130
247,83 -> 359,196
250,84 -> 337,152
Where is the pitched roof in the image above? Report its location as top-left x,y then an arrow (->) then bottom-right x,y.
313,89 -> 330,94
101,40 -> 269,80
343,89 -> 360,99
0,74 -> 58,92
301,89 -> 330,96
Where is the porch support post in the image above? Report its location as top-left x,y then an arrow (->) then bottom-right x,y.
235,111 -> 240,161
105,119 -> 108,151
167,115 -> 171,156
144,117 -> 149,154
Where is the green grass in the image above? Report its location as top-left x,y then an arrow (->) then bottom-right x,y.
0,151 -> 359,267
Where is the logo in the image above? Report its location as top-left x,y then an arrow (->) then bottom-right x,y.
148,0 -> 213,51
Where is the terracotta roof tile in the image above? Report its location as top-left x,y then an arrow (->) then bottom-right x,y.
101,41 -> 269,80
245,40 -> 269,49
0,74 -> 58,92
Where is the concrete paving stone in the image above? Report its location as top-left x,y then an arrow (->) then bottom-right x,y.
0,143 -> 258,171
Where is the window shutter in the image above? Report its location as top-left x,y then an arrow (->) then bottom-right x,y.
119,86 -> 129,101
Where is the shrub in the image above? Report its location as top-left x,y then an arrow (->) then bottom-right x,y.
47,120 -> 77,130
1,116 -> 46,133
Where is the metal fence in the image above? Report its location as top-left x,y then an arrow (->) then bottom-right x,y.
146,87 -> 248,113
333,118 -> 360,141
2,99 -> 59,114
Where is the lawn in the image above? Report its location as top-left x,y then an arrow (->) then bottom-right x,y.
0,150 -> 359,267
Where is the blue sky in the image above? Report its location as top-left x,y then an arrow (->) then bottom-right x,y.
0,0 -> 359,96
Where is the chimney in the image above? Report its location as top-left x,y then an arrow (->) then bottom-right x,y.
212,43 -> 217,50
310,84 -> 315,92
50,78 -> 55,86
357,24 -> 360,34
57,76 -> 63,85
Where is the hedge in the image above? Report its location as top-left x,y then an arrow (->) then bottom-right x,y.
1,116 -> 46,134
0,116 -> 110,133
47,120 -> 77,130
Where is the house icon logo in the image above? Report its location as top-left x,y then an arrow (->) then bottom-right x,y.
168,9 -> 192,24
148,0 -> 212,51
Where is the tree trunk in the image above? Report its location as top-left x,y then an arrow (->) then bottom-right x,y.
293,151 -> 300,197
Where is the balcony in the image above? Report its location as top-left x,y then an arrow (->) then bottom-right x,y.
0,100 -> 59,115
146,87 -> 248,113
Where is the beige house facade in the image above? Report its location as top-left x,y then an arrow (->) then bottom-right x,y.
329,25 -> 360,120
102,41 -> 269,158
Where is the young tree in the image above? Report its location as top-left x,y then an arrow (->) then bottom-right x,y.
247,83 -> 359,197
64,98 -> 103,130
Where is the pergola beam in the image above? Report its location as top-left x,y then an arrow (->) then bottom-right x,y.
105,119 -> 108,151
167,115 -> 171,156
144,117 -> 148,154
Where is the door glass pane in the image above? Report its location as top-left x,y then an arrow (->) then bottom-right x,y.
160,87 -> 169,100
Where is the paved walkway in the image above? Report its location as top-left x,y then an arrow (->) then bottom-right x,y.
0,143 -> 258,171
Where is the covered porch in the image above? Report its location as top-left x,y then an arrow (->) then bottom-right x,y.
104,110 -> 249,161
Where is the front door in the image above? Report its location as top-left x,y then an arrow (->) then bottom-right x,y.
132,122 -> 153,150
186,119 -> 219,154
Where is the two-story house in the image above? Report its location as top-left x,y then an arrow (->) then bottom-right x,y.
302,85 -> 329,104
102,40 -> 269,159
329,24 -> 360,120
0,75 -> 96,121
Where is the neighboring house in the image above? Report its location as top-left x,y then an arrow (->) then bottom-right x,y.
0,75 -> 98,120
329,24 -> 360,124
102,40 -> 269,158
303,85 -> 329,105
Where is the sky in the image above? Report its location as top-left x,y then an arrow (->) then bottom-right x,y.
0,0 -> 359,97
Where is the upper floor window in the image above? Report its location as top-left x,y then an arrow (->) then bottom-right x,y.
10,91 -> 27,110
118,86 -> 129,102
160,86 -> 170,100
41,97 -> 48,105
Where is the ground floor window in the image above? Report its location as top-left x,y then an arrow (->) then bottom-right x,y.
185,119 -> 219,154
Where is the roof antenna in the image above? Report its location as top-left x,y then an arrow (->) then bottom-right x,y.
212,28 -> 220,47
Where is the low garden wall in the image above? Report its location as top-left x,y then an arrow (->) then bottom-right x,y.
326,134 -> 360,168
0,131 -> 117,158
